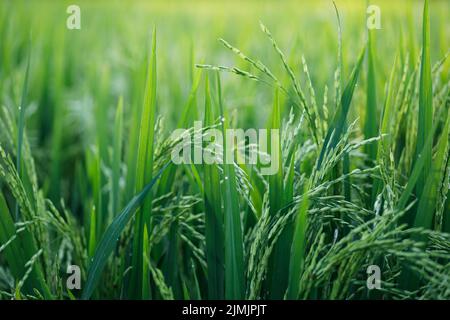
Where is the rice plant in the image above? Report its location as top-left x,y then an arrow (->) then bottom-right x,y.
0,0 -> 449,300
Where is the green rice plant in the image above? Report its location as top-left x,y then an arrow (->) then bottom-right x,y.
216,73 -> 245,300
414,0 -> 433,202
286,185 -> 309,299
129,27 -> 158,300
316,44 -> 366,171
266,88 -> 293,299
203,74 -> 224,299
0,148 -> 51,299
364,13 -> 378,164
0,0 -> 449,301
14,37 -> 31,222
371,53 -> 397,205
82,163 -> 168,300
414,109 -> 449,232
111,97 -> 124,222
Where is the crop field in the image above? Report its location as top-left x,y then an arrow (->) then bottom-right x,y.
0,0 -> 449,300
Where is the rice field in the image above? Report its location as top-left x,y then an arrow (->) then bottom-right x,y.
0,0 -> 449,300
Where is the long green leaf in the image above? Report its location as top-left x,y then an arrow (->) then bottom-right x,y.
413,110 -> 449,231
414,0 -> 433,199
15,36 -> 31,222
0,192 -> 51,298
216,72 -> 245,299
267,88 -> 291,299
203,74 -> 224,299
364,25 -> 378,161
111,96 -> 123,222
82,163 -> 168,300
286,186 -> 309,299
130,27 -> 157,299
317,44 -> 366,170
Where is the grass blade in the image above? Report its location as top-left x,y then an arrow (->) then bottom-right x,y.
15,36 -> 31,222
364,27 -> 378,161
82,163 -> 168,300
414,110 -> 449,232
129,27 -> 158,299
317,44 -> 366,170
267,88 -> 291,299
203,74 -> 225,299
111,97 -> 123,221
286,186 -> 309,299
414,0 -> 433,199
216,72 -> 245,299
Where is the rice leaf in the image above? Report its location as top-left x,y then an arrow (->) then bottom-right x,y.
111,96 -> 123,221
216,72 -> 245,299
413,110 -> 449,232
203,74 -> 224,299
130,27 -> 157,299
414,0 -> 433,199
364,28 -> 378,161
15,36 -> 31,222
317,44 -> 366,170
286,186 -> 309,299
81,163 -> 168,300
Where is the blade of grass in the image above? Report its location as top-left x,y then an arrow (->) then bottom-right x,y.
364,14 -> 378,162
177,67 -> 202,128
15,35 -> 31,222
111,96 -> 123,222
216,72 -> 245,299
267,88 -> 291,299
371,54 -> 398,204
414,0 -> 433,199
397,107 -> 443,211
203,74 -> 224,299
414,110 -> 449,232
0,192 -> 51,298
82,163 -> 168,300
88,205 -> 96,259
316,44 -> 366,170
286,185 -> 309,299
130,27 -> 157,299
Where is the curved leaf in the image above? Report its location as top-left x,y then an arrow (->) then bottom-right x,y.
82,163 -> 168,300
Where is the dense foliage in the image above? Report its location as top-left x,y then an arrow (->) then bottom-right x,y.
0,0 -> 449,300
